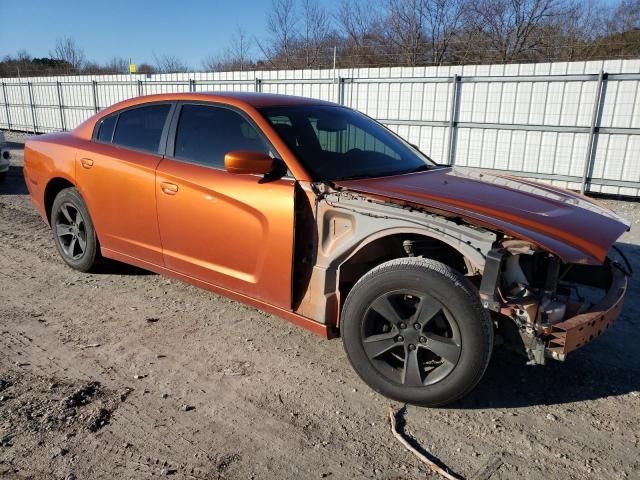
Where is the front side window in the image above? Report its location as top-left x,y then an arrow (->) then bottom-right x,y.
260,105 -> 434,181
173,104 -> 270,168
112,104 -> 171,153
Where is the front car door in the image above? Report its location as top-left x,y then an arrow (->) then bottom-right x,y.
76,103 -> 173,265
155,103 -> 295,309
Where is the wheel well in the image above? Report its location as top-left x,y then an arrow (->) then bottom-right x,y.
338,233 -> 469,311
44,178 -> 74,223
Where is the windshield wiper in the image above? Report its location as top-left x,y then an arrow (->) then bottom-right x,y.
406,164 -> 431,174
333,165 -> 434,181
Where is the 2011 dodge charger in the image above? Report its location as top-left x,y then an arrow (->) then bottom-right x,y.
24,92 -> 630,406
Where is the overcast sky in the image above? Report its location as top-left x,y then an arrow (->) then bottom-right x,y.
0,0 -> 341,68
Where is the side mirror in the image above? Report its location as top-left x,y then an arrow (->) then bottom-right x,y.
224,151 -> 274,175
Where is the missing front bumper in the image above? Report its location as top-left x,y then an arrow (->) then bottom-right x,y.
480,248 -> 629,364
545,266 -> 627,360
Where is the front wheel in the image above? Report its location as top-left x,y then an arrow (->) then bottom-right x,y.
341,257 -> 493,406
51,187 -> 99,272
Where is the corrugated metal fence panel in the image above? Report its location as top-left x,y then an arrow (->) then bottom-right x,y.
2,59 -> 640,195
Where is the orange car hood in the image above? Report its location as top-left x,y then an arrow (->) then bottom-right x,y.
335,167 -> 630,265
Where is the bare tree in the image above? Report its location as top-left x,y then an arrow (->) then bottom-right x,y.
541,0 -> 605,61
152,53 -> 189,73
104,56 -> 130,74
336,0 -> 384,66
204,26 -> 254,71
300,0 -> 332,67
608,0 -> 640,33
15,49 -> 32,63
229,26 -> 253,70
137,63 -> 156,74
202,55 -> 222,72
468,0 -> 560,62
259,0 -> 299,68
50,37 -> 85,70
385,0 -> 429,66
424,0 -> 467,64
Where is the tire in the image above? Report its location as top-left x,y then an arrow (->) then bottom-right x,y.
51,187 -> 99,272
341,257 -> 493,407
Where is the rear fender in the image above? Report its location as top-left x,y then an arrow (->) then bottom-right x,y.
24,136 -> 79,225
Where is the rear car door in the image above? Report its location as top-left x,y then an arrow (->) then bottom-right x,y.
155,103 -> 295,309
76,103 -> 173,265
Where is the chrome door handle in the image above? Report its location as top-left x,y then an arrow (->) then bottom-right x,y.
80,158 -> 94,169
160,182 -> 179,195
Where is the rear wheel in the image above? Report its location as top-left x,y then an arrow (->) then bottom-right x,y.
51,188 -> 99,272
341,257 -> 493,406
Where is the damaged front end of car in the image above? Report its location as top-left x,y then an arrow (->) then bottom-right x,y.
310,168 -> 632,366
479,240 -> 629,365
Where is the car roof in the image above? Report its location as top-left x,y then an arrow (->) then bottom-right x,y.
196,91 -> 337,108
128,91 -> 337,108
72,91 -> 339,145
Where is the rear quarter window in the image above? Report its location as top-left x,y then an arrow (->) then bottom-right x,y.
96,115 -> 117,143
112,104 -> 171,153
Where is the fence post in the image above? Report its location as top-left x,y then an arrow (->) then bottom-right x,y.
337,76 -> 345,105
27,81 -> 37,134
446,74 -> 461,165
56,81 -> 66,131
137,79 -> 143,96
255,78 -> 262,92
189,78 -> 196,92
1,82 -> 11,131
581,70 -> 607,195
92,80 -> 99,113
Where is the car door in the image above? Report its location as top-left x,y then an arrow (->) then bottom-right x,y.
75,103 -> 173,265
155,103 -> 295,309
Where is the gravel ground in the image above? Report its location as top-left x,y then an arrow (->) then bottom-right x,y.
0,130 -> 639,480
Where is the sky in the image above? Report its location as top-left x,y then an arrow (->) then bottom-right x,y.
0,0 -> 340,68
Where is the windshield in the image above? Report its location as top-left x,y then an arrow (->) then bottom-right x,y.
259,105 -> 435,181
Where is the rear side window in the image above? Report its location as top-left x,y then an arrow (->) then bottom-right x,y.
112,104 -> 171,153
96,115 -> 117,142
173,104 -> 269,168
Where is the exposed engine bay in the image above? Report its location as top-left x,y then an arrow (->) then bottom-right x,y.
292,184 -> 629,364
479,240 -> 630,364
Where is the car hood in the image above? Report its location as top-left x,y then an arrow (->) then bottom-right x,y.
334,167 -> 630,265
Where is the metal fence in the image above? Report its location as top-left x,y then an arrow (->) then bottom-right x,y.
2,59 -> 640,196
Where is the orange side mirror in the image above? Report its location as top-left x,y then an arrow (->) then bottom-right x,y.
224,151 -> 274,175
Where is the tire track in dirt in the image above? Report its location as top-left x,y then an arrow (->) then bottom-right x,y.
0,199 -> 405,479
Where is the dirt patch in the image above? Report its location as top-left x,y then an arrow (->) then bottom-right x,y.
0,368 -> 125,478
0,133 -> 639,479
0,371 -> 120,437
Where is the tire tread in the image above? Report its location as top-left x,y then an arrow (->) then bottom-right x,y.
341,257 -> 493,406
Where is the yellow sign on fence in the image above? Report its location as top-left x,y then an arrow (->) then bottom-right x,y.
129,63 -> 136,74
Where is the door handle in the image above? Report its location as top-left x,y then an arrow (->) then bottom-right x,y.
80,158 -> 94,169
160,182 -> 179,195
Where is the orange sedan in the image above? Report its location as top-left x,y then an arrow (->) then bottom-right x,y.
24,92 -> 629,406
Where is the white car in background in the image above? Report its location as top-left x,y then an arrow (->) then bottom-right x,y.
0,132 -> 10,180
